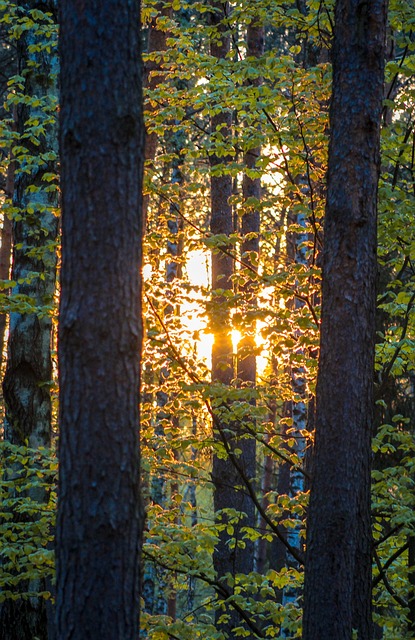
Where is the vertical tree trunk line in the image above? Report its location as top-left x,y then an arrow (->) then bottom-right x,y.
56,1 -> 144,638
143,129 -> 184,622
0,147 -> 14,370
303,0 -> 388,638
209,2 -> 249,636
143,2 -> 172,224
0,3 -> 58,638
238,17 -> 264,586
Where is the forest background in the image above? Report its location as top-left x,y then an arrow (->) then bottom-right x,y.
0,0 -> 415,638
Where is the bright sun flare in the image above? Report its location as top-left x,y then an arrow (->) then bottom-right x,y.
144,249 -> 268,375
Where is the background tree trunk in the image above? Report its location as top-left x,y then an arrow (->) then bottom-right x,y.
0,3 -> 58,638
238,15 -> 264,593
209,3 -> 251,636
0,150 -> 14,370
303,0 -> 388,638
56,1 -> 144,639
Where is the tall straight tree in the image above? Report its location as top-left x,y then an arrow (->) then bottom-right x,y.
238,18 -> 263,578
209,1 -> 255,636
56,2 -> 144,639
303,0 -> 388,638
209,0 -> 234,565
0,3 -> 58,638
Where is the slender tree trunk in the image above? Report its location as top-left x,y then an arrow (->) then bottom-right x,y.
239,20 -> 264,398
0,151 -> 14,369
281,212 -> 308,636
408,535 -> 415,637
144,134 -> 184,620
209,3 -> 249,636
0,4 -> 58,638
237,15 -> 264,588
2,0 -> 58,450
56,2 -> 144,639
256,435 -> 275,575
303,1 -> 388,638
144,2 -> 171,166
143,2 -> 172,224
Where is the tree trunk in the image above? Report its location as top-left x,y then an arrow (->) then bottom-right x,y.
408,535 -> 415,637
143,2 -> 172,224
303,1 -> 388,638
238,14 -> 264,594
0,3 -> 58,638
56,2 -> 144,639
2,0 -> 58,450
0,150 -> 14,370
209,3 -> 249,636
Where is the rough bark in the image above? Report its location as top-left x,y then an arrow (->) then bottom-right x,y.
56,2 -> 144,639
0,3 -> 58,638
303,1 -> 388,638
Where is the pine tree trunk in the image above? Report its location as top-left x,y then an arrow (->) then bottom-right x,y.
303,1 -> 388,638
56,2 -> 144,639
209,3 -> 246,636
238,15 -> 264,592
0,3 -> 58,638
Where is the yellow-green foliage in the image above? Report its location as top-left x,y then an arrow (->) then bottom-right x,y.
0,442 -> 56,602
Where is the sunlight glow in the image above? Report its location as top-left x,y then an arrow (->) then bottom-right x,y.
182,249 -> 212,363
183,249 -> 269,375
231,329 -> 241,351
144,248 -> 270,376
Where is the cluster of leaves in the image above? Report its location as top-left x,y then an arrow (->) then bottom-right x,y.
0,1 -> 59,317
0,442 -> 56,602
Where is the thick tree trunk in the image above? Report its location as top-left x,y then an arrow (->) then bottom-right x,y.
0,4 -> 58,639
56,2 -> 144,639
303,1 -> 388,638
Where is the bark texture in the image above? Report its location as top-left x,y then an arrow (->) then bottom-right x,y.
56,2 -> 144,639
303,1 -> 388,638
0,3 -> 58,638
2,0 -> 58,451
